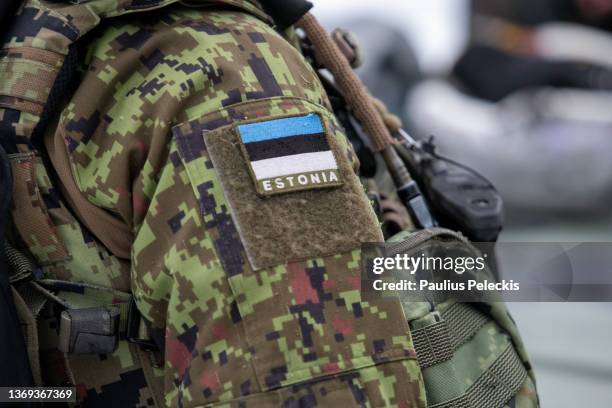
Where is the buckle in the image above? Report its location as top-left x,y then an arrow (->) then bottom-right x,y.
127,297 -> 158,350
58,306 -> 120,354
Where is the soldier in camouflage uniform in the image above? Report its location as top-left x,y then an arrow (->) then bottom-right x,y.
1,0 -> 539,406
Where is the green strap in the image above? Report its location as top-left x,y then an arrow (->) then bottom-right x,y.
430,344 -> 528,408
445,302 -> 491,349
411,303 -> 489,368
411,317 -> 454,369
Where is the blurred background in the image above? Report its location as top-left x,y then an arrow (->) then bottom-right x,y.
312,0 -> 612,406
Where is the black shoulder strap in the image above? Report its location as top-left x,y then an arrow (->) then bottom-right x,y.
259,0 -> 312,29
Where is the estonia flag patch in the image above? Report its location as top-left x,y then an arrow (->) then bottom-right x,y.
237,113 -> 344,196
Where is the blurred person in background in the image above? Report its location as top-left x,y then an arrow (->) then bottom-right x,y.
407,0 -> 612,221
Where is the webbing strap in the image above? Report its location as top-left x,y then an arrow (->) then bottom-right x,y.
411,303 -> 490,368
430,344 -> 528,408
297,13 -> 395,151
5,241 -> 49,317
0,57 -> 59,106
444,302 -> 491,349
16,282 -> 48,317
411,318 -> 454,369
5,241 -> 41,283
8,152 -> 70,264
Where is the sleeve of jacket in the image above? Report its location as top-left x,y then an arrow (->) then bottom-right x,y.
61,6 -> 343,406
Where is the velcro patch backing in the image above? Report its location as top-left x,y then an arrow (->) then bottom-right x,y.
237,113 -> 343,196
203,112 -> 383,270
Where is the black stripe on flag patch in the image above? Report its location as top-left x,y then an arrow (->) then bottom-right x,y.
243,132 -> 330,162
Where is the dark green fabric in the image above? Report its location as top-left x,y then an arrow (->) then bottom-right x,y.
411,302 -> 491,368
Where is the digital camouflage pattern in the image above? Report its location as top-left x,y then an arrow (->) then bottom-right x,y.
11,149 -> 151,403
0,0 -> 270,152
0,0 -> 538,407
65,6 -> 426,406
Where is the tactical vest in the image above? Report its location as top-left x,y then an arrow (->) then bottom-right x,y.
0,1 -> 539,407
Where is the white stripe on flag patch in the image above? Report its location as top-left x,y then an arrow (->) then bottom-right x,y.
250,151 -> 338,180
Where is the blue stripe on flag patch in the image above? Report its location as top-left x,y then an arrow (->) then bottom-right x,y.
238,113 -> 324,143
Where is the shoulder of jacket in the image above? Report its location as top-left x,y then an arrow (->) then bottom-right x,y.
15,0 -> 272,51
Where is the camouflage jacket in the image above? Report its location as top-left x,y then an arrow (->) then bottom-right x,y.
1,1 -> 538,407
